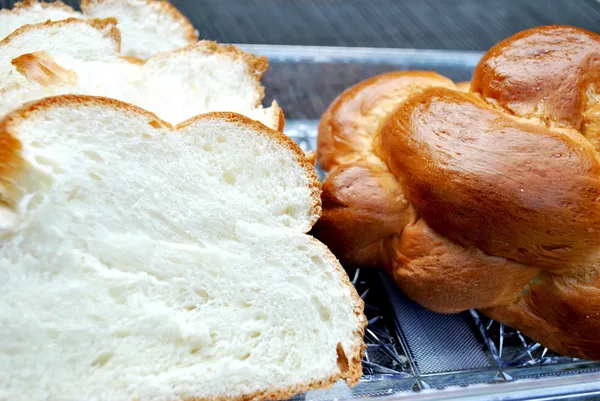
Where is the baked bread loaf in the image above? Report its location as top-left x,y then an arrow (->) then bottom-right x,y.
0,0 -> 197,59
0,18 -> 282,130
314,25 -> 600,360
0,95 -> 366,401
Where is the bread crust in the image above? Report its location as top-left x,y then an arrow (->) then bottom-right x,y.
317,71 -> 455,171
314,25 -> 600,360
0,94 -> 364,400
11,51 -> 78,86
454,81 -> 471,92
381,87 -> 600,270
0,17 -> 121,52
472,25 -> 600,128
80,0 -> 198,43
6,0 -> 76,14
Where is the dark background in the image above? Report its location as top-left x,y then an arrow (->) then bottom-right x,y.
170,0 -> 600,50
3,0 -> 599,50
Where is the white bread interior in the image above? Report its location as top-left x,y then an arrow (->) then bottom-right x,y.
0,0 -> 197,60
81,0 -> 198,60
0,95 -> 365,401
0,19 -> 282,130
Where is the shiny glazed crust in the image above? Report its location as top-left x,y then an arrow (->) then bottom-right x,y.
313,25 -> 600,360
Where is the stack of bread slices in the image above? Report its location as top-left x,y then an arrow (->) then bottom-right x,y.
0,2 -> 366,401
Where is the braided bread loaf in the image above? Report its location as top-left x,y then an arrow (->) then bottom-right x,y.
314,25 -> 600,360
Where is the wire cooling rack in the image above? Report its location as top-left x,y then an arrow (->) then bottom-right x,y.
286,119 -> 600,400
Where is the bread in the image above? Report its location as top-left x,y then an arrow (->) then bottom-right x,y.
314,25 -> 600,360
454,81 -> 471,92
0,0 -> 197,60
0,94 -> 366,401
80,0 -> 197,59
0,18 -> 283,130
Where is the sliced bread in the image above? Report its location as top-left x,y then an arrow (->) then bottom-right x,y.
0,95 -> 366,401
80,0 -> 198,59
0,19 -> 282,129
0,0 -> 197,59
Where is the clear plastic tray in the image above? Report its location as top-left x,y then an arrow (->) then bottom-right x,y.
236,44 -> 600,401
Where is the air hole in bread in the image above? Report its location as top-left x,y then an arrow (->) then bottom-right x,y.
249,331 -> 261,338
82,150 -> 104,163
185,304 -> 196,311
336,343 -> 349,373
88,172 -> 102,181
190,347 -> 201,355
216,136 -> 226,143
108,288 -> 126,305
91,352 -> 113,368
238,353 -> 251,361
25,192 -> 45,212
31,140 -> 42,148
167,256 -> 182,265
311,255 -> 323,265
202,143 -> 213,152
311,295 -> 331,322
113,329 -> 131,338
195,288 -> 209,301
67,187 -> 80,202
34,154 -> 65,174
223,171 -> 236,185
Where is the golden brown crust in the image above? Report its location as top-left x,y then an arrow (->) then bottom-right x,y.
0,94 -> 364,399
122,56 -> 145,65
11,51 -> 78,86
0,120 -> 23,208
312,160 -> 414,268
472,25 -> 600,129
272,100 -> 285,132
454,81 -> 471,92
390,219 -> 541,313
380,87 -> 600,270
483,270 -> 600,359
80,0 -> 198,43
0,17 -> 121,53
317,71 -> 455,172
314,25 -> 600,360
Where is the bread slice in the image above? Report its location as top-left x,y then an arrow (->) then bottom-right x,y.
0,95 -> 366,401
0,18 -> 121,87
0,0 -> 197,59
0,19 -> 282,129
0,0 -> 80,41
81,0 -> 198,60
